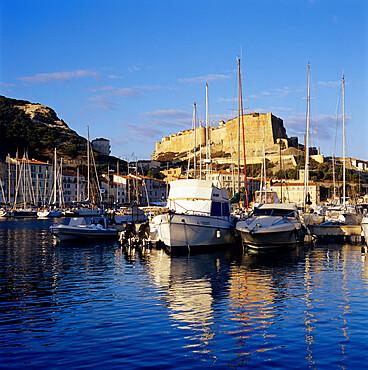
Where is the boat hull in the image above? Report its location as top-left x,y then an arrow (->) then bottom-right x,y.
150,213 -> 236,251
238,227 -> 303,250
10,210 -> 38,218
49,225 -> 118,241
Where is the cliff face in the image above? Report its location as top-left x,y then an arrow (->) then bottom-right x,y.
0,95 -> 86,161
15,102 -> 74,133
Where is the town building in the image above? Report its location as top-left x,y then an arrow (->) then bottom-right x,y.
61,169 -> 86,204
101,173 -> 166,206
269,181 -> 320,206
0,156 -> 53,205
160,167 -> 183,183
139,175 -> 166,205
351,158 -> 368,172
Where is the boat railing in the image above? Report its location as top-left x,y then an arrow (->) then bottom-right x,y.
169,199 -> 232,221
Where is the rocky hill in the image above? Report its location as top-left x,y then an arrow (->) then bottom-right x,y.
0,95 -> 121,167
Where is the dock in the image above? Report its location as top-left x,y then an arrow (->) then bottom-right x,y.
309,224 -> 362,244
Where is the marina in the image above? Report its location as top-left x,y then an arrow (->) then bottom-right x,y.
1,2 -> 367,368
0,217 -> 367,368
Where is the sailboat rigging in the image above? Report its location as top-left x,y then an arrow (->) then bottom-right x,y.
303,63 -> 311,211
238,57 -> 249,208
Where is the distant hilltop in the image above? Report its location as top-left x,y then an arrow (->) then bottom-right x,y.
0,95 -> 119,166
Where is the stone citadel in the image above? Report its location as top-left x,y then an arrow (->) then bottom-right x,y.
152,112 -> 304,167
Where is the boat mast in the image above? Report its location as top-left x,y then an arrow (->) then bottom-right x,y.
43,168 -> 47,206
230,133 -> 235,196
77,167 -> 79,202
237,57 -> 241,194
303,63 -> 310,211
15,150 -> 18,205
116,160 -> 119,205
193,103 -> 197,178
239,57 -> 249,208
87,125 -> 90,202
205,83 -> 211,177
127,158 -> 130,204
54,148 -> 57,205
60,157 -> 64,209
135,157 -> 138,204
8,155 -> 11,204
342,75 -> 346,208
279,140 -> 283,203
332,148 -> 336,200
187,103 -> 197,179
22,154 -> 26,206
262,125 -> 266,203
199,120 -> 202,178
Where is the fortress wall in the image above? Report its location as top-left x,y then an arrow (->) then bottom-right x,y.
155,126 -> 206,155
211,113 -> 287,157
152,113 -> 291,161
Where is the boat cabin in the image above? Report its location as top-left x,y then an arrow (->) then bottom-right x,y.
167,179 -> 231,217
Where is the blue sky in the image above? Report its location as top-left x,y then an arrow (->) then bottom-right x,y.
1,0 -> 367,161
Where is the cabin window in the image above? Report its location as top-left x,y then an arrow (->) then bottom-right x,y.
222,203 -> 230,216
211,202 -> 222,216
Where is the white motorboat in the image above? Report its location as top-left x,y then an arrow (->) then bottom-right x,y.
361,217 -> 368,246
236,203 -> 306,250
37,208 -> 63,217
49,217 -> 118,241
149,179 -> 236,252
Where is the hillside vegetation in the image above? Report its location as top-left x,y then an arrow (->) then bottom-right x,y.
0,95 -> 88,161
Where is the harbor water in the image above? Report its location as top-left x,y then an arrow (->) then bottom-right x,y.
1,218 -> 367,369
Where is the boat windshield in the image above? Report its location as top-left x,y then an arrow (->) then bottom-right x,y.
253,208 -> 295,217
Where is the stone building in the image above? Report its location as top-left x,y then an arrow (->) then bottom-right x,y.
91,138 -> 111,156
152,113 -> 299,164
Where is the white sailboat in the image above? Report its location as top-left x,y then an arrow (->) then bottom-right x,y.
149,85 -> 236,252
74,125 -> 102,216
37,148 -> 62,217
322,75 -> 360,224
9,154 -> 37,217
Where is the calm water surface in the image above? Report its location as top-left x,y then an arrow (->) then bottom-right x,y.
0,218 -> 367,369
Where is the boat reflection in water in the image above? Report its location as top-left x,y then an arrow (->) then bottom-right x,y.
1,216 -> 367,368
122,243 -> 366,368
